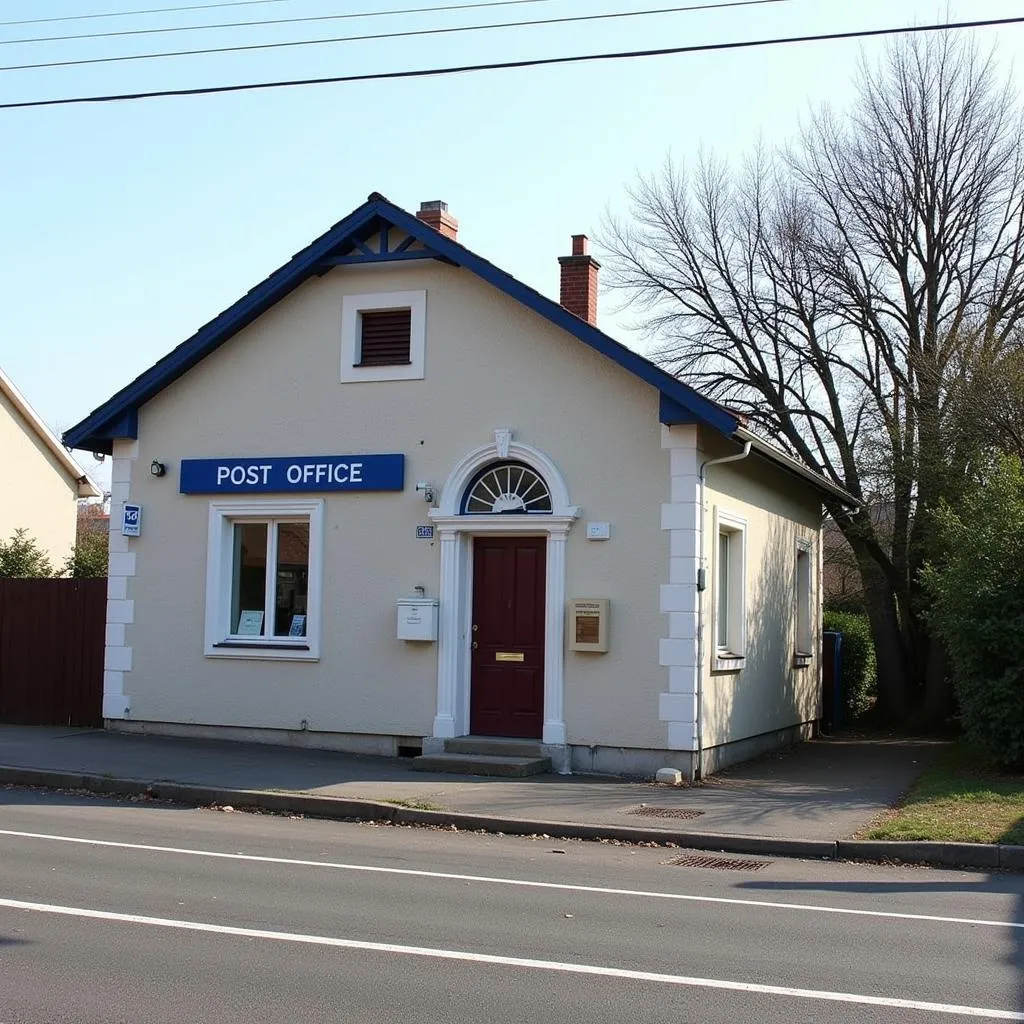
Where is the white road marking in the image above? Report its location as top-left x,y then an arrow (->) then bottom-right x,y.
0,896 -> 1018,1020
0,827 -> 1015,931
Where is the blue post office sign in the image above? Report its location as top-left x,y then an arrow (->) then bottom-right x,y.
179,454 -> 405,494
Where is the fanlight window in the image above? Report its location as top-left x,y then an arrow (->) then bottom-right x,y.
463,462 -> 553,514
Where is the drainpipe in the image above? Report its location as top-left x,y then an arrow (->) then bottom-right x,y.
695,441 -> 751,780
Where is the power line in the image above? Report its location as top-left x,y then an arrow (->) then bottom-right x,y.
2,14 -> 1020,111
0,0 -> 296,28
2,0 -> 561,45
0,0 -> 789,72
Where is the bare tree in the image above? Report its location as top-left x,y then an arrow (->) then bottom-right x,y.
603,33 -> 1024,724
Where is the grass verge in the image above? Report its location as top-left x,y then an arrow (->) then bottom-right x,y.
864,743 -> 1024,844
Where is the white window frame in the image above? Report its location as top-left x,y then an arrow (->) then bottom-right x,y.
794,538 -> 814,666
204,498 -> 324,661
340,290 -> 426,383
712,508 -> 747,673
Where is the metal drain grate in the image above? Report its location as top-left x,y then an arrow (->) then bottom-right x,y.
626,805 -> 705,819
665,854 -> 770,871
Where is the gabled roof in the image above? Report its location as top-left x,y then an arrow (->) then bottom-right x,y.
1,367 -> 102,498
64,193 -> 737,452
62,193 -> 855,506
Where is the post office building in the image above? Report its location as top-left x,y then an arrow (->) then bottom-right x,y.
65,194 -> 855,779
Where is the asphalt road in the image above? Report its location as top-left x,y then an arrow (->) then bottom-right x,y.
0,787 -> 1021,1023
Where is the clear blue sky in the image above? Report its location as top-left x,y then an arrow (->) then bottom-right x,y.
1,0 -> 1022,491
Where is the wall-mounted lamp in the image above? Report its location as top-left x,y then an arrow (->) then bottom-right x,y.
150,460 -> 167,478
414,480 -> 435,503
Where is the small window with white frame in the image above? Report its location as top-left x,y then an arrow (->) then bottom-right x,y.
713,509 -> 746,672
204,499 -> 323,660
795,539 -> 813,665
341,290 -> 426,383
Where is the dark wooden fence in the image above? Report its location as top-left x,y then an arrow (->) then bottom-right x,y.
0,577 -> 106,727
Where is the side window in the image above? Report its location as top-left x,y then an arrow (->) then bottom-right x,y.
795,541 -> 813,660
341,291 -> 426,382
205,499 -> 323,660
713,510 -> 746,672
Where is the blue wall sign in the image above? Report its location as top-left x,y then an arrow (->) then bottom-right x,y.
179,454 -> 405,494
121,503 -> 142,537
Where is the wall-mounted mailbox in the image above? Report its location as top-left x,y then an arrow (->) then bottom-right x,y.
397,597 -> 439,642
568,598 -> 609,653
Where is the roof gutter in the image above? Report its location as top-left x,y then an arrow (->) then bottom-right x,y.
733,426 -> 858,507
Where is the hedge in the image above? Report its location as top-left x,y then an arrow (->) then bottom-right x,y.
922,456 -> 1024,769
823,609 -> 877,721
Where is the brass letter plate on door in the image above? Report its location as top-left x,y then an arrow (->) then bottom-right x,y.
495,651 -> 525,662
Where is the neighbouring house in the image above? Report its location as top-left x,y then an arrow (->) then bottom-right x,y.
1,367 -> 101,567
64,194 -> 856,779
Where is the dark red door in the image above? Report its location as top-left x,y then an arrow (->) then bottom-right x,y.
470,536 -> 546,738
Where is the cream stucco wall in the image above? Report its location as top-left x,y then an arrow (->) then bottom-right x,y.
117,256 -> 671,750
698,432 -> 823,753
0,390 -> 79,566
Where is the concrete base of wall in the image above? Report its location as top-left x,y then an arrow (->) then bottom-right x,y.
699,719 -> 817,778
107,719 -> 424,758
568,744 -> 697,780
568,721 -> 817,780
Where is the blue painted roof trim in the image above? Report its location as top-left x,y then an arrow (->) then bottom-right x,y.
63,195 -> 739,453
659,394 -> 700,426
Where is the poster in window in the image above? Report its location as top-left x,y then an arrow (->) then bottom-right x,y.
288,614 -> 307,637
236,610 -> 264,636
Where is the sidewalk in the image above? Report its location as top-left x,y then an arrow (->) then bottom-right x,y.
0,725 -> 1010,870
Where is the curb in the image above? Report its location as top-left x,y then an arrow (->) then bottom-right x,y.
1,765 -> 1019,872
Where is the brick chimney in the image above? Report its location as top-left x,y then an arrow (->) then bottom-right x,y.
558,234 -> 600,325
416,200 -> 459,240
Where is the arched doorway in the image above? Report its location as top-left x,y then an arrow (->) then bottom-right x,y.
428,431 -> 579,746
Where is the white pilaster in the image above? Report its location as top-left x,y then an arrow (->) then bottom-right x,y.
432,529 -> 461,739
659,425 -> 700,751
542,532 -> 568,746
104,438 -> 138,720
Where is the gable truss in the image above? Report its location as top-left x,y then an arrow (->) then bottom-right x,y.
315,216 -> 455,272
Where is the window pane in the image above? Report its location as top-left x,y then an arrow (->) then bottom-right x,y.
274,521 -> 310,636
231,523 -> 267,635
717,532 -> 730,649
796,548 -> 811,651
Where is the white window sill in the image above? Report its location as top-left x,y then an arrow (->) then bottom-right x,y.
712,653 -> 746,673
205,642 -> 319,662
793,652 -> 813,668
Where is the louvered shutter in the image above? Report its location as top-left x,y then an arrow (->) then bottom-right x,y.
357,309 -> 412,366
